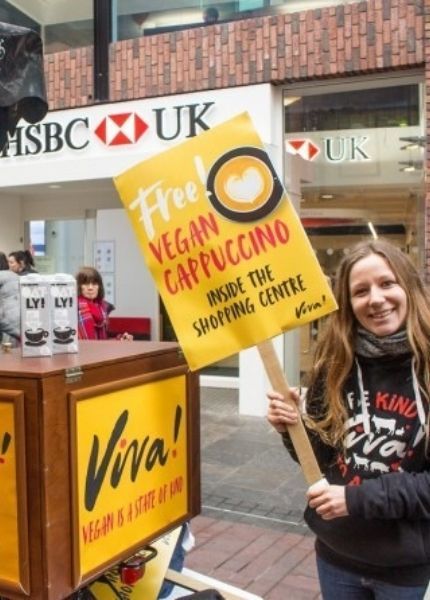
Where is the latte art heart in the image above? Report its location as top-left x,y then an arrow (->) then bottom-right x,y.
224,167 -> 264,204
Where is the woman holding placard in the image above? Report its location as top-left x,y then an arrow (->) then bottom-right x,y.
267,239 -> 430,599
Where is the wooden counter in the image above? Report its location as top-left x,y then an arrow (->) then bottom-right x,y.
0,341 -> 200,599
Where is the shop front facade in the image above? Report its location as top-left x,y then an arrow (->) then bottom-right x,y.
0,0 -> 427,414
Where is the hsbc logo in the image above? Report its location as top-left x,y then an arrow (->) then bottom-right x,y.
95,113 -> 148,146
285,138 -> 320,161
1,101 -> 214,158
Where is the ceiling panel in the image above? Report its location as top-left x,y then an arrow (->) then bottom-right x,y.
7,0 -> 91,25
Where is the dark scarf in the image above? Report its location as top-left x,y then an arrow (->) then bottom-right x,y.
355,327 -> 410,358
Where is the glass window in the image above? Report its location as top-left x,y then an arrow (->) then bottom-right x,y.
29,220 -> 46,256
0,0 -> 93,54
284,81 -> 424,380
285,86 -> 419,133
44,19 -> 93,54
0,0 -> 39,32
114,1 -> 230,40
284,83 -> 424,253
113,0 -> 361,40
238,0 -> 266,10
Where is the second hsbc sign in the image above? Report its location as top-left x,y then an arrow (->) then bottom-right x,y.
1,101 -> 214,159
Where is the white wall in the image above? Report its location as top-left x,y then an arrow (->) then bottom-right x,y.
0,194 -> 24,253
96,209 -> 160,340
45,219 -> 86,275
21,188 -> 119,221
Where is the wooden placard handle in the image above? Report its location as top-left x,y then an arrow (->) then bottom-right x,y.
257,339 -> 322,485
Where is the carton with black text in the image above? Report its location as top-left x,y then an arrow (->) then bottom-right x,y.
20,274 -> 52,357
49,273 -> 78,354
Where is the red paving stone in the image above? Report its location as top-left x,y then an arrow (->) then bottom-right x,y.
185,515 -> 321,599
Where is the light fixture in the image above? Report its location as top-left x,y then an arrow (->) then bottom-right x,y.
301,208 -> 370,219
368,221 -> 378,240
398,160 -> 423,172
283,96 -> 301,107
401,143 -> 420,150
320,193 -> 334,200
399,135 -> 426,150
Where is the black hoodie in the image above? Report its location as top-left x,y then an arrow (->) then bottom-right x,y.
283,353 -> 430,586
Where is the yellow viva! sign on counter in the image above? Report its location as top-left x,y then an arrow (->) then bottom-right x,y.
114,112 -> 337,370
0,402 -> 20,585
73,376 -> 188,579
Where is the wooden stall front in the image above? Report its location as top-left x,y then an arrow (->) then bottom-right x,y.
0,341 -> 200,599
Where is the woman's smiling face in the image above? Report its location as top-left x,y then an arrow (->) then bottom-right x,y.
349,253 -> 407,337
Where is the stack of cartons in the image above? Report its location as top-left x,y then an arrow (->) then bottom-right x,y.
20,273 -> 78,357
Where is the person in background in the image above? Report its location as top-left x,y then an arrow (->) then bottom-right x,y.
158,522 -> 194,599
76,266 -> 132,340
267,239 -> 430,599
203,6 -> 219,23
8,249 -> 37,275
0,251 -> 20,345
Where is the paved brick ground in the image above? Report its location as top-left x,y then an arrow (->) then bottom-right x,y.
183,386 -> 321,599
185,515 -> 321,599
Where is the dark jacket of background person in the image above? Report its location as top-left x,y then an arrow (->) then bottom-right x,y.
0,252 -> 20,344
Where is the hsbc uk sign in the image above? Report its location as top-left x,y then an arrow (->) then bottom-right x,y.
0,101 -> 214,158
286,135 -> 370,163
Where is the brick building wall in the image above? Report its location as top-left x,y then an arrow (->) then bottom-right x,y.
45,0 -> 424,108
44,0 -> 428,274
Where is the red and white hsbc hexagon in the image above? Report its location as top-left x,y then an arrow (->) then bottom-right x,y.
285,138 -> 320,161
94,113 -> 149,146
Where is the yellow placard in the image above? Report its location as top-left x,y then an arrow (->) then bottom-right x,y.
74,376 -> 188,578
0,402 -> 20,584
114,112 -> 337,370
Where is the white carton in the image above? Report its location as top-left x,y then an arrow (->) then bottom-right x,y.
48,274 -> 78,354
20,274 -> 52,357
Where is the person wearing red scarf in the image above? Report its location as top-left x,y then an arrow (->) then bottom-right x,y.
76,266 -> 112,340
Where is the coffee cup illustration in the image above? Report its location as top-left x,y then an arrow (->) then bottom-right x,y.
206,146 -> 284,222
25,328 -> 49,343
53,326 -> 76,341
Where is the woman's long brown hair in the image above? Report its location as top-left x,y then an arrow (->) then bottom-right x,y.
305,240 -> 430,448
